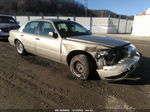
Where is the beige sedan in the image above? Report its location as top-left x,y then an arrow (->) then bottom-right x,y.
9,19 -> 141,80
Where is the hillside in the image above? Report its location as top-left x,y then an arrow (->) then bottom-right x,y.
0,0 -> 133,19
0,0 -> 86,16
91,10 -> 134,19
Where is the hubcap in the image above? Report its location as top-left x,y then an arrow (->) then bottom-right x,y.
17,41 -> 23,54
74,61 -> 85,77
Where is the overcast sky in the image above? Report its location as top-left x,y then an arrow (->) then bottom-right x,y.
76,0 -> 150,15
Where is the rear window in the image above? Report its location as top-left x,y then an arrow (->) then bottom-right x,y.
0,16 -> 16,23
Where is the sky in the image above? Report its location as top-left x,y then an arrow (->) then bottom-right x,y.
76,0 -> 150,16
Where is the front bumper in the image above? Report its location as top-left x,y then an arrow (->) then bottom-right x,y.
97,52 -> 141,80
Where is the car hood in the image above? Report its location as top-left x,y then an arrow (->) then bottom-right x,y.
67,35 -> 129,48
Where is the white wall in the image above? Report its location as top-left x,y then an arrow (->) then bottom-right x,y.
126,20 -> 133,33
108,18 -> 118,33
29,16 -> 42,20
119,19 -> 127,33
14,16 -> 133,34
108,18 -> 133,34
16,16 -> 29,26
76,17 -> 91,30
44,16 -> 57,19
132,15 -> 150,37
92,17 -> 109,33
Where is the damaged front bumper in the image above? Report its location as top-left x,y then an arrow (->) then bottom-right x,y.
97,52 -> 141,80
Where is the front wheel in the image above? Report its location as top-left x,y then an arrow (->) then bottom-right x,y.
70,54 -> 93,80
15,40 -> 26,55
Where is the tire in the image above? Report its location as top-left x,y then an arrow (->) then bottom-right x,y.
15,40 -> 26,55
70,54 -> 92,80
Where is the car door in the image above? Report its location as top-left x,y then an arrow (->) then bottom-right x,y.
21,21 -> 40,54
35,21 -> 61,62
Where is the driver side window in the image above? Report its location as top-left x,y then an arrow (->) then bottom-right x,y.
39,22 -> 55,36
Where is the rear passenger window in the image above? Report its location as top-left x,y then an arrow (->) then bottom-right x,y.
23,21 -> 39,34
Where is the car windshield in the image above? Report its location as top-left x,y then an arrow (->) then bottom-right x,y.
0,16 -> 16,23
54,21 -> 91,37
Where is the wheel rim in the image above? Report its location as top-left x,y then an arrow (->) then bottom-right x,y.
16,41 -> 23,54
74,61 -> 85,77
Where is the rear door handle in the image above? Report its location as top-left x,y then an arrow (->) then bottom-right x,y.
36,38 -> 40,40
21,35 -> 24,37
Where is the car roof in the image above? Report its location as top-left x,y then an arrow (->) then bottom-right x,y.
30,19 -> 74,23
0,14 -> 13,17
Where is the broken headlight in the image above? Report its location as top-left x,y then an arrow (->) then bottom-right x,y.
95,49 -> 118,66
95,49 -> 109,59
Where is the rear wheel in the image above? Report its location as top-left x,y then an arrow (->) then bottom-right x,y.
15,40 -> 26,55
70,54 -> 93,80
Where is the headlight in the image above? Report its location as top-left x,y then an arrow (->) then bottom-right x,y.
0,29 -> 2,32
124,44 -> 137,57
129,44 -> 136,50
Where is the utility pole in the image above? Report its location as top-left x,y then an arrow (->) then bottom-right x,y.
84,0 -> 88,17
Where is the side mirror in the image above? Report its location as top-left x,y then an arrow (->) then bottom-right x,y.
87,30 -> 92,35
48,32 -> 58,38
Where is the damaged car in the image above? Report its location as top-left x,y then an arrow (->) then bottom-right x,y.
8,19 -> 141,80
